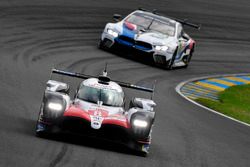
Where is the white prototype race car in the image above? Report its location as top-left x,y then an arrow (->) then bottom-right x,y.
99,8 -> 200,69
36,68 -> 156,156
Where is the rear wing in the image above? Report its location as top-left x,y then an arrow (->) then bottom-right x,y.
138,8 -> 201,30
51,69 -> 155,93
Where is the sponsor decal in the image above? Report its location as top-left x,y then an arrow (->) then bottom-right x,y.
88,83 -> 114,90
142,144 -> 150,153
88,109 -> 108,117
90,110 -> 104,129
124,21 -> 137,31
36,123 -> 46,131
90,115 -> 104,129
104,116 -> 127,122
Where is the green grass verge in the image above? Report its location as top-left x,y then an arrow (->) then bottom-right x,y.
196,84 -> 250,124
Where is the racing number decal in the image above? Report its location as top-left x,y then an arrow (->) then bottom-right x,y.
94,110 -> 102,117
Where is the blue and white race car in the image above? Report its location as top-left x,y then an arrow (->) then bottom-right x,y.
99,9 -> 200,69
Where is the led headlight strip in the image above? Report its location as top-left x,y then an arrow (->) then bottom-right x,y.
48,102 -> 63,111
133,119 -> 148,128
155,45 -> 169,52
107,29 -> 119,38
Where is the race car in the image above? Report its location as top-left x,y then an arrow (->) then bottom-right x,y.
99,8 -> 200,69
36,68 -> 156,156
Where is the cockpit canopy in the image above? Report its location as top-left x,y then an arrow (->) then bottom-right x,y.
77,85 -> 124,107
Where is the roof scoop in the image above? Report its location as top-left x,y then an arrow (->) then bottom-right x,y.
98,63 -> 110,85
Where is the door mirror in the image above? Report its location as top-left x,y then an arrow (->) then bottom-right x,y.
113,14 -> 122,22
182,33 -> 190,40
178,37 -> 185,42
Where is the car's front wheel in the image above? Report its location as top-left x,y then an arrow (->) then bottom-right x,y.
35,105 -> 49,137
167,48 -> 178,70
98,39 -> 104,49
98,39 -> 114,50
133,138 -> 151,157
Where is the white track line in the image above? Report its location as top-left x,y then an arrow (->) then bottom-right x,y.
175,74 -> 250,127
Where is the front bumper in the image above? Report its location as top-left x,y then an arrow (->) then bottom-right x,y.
101,32 -> 175,67
61,116 -> 131,143
36,116 -> 151,154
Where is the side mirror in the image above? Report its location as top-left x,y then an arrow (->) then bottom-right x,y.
46,80 -> 70,94
58,86 -> 70,94
182,33 -> 190,40
178,38 -> 185,41
113,14 -> 122,22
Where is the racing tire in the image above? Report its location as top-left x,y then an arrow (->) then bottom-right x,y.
98,39 -> 114,50
98,39 -> 105,49
36,101 -> 63,137
188,48 -> 194,62
133,142 -> 150,157
137,150 -> 149,157
35,115 -> 48,137
141,152 -> 148,157
35,104 -> 50,137
183,49 -> 194,68
167,48 -> 178,70
35,128 -> 48,138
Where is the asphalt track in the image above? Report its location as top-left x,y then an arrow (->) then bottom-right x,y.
0,0 -> 250,166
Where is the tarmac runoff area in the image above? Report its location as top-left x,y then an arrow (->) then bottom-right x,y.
176,74 -> 250,127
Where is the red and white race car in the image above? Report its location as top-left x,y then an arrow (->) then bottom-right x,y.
36,68 -> 156,156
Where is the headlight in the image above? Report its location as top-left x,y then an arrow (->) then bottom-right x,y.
155,45 -> 169,52
107,29 -> 119,38
48,102 -> 63,111
133,119 -> 148,128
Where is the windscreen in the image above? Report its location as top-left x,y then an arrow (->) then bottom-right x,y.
77,85 -> 124,107
126,12 -> 176,36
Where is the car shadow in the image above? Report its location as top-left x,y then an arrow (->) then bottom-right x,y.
2,114 -> 144,156
38,131 -> 146,157
99,45 -> 184,71
101,46 -> 169,70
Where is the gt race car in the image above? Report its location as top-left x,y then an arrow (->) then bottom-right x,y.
99,8 -> 200,69
36,68 -> 156,156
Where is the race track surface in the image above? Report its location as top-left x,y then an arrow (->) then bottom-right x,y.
0,0 -> 250,166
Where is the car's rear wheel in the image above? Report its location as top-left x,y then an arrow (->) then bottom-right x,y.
183,48 -> 194,68
182,55 -> 190,68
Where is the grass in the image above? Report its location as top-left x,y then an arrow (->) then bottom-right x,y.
196,84 -> 250,124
